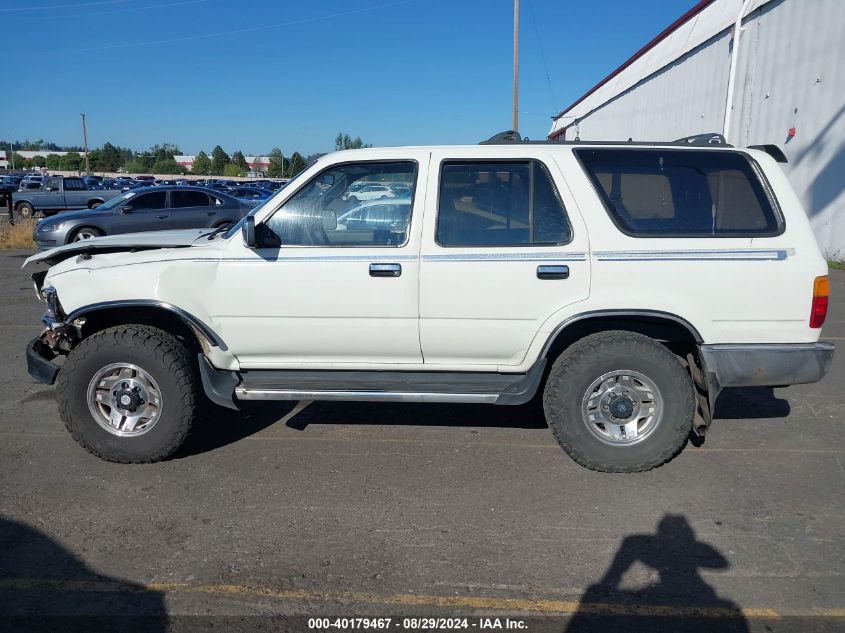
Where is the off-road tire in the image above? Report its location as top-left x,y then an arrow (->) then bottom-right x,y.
543,330 -> 694,473
57,325 -> 199,463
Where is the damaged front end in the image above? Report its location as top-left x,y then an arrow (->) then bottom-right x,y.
26,273 -> 83,385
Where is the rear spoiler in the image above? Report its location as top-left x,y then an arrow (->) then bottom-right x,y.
748,144 -> 788,163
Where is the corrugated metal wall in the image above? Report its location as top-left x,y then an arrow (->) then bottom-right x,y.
564,0 -> 845,257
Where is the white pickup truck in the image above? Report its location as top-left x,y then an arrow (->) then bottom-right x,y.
24,132 -> 834,472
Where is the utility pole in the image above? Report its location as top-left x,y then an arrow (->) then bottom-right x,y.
9,142 -> 14,170
512,0 -> 520,132
80,113 -> 90,174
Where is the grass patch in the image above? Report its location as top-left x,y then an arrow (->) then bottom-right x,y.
828,259 -> 845,271
0,220 -> 36,249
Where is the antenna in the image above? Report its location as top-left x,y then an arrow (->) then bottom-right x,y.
512,0 -> 519,132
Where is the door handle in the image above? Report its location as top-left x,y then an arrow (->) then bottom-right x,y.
156,214 -> 169,219
207,211 -> 216,216
537,265 -> 569,280
369,263 -> 402,277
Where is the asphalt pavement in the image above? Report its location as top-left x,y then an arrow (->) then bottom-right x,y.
0,248 -> 843,632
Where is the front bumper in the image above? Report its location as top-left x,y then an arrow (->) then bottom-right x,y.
700,342 -> 835,391
26,337 -> 60,385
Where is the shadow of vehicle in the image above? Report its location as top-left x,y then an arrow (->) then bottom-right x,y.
566,514 -> 749,633
0,515 -> 167,631
713,387 -> 791,420
252,399 -> 547,433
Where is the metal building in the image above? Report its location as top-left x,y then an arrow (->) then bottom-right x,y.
549,0 -> 845,258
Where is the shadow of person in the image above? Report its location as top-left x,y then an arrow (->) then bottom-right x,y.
0,515 -> 167,632
566,514 -> 749,633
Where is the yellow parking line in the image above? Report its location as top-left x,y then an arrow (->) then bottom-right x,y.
3,578 -> 844,619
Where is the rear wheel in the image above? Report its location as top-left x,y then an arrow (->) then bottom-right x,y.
543,331 -> 694,473
71,227 -> 103,242
89,201 -> 103,209
57,325 -> 199,463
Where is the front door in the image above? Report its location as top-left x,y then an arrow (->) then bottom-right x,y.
419,151 -> 591,368
208,153 -> 427,367
110,190 -> 168,234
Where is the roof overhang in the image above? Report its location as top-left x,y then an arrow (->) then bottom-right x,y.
549,0 -> 775,138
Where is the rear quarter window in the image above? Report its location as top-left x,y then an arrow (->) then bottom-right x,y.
576,149 -> 783,237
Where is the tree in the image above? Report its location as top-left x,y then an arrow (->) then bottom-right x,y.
151,158 -> 185,175
287,152 -> 306,177
123,159 -> 147,175
45,154 -> 62,170
59,152 -> 84,171
12,152 -> 30,168
223,163 -> 243,177
31,155 -> 46,168
210,145 -> 230,175
267,147 -> 285,178
335,132 -> 371,151
192,151 -> 211,175
232,151 -> 249,173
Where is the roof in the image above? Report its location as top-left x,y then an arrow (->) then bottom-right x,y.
549,0 -> 775,138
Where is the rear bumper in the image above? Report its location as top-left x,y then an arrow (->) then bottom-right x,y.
699,342 -> 835,390
26,337 -> 60,385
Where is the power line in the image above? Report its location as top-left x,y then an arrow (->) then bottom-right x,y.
32,0 -> 416,55
5,0 -> 208,21
527,0 -> 557,110
0,0 -> 130,12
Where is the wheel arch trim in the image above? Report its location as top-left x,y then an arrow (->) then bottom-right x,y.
539,309 -> 704,359
66,300 -> 226,349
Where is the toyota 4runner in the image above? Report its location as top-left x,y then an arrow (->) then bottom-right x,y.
24,132 -> 835,472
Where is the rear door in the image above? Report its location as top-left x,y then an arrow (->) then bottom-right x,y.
168,189 -> 217,229
419,150 -> 591,368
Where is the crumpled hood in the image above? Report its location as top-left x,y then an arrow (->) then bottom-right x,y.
23,228 -> 216,267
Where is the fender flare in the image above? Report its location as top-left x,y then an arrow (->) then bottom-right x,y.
65,300 -> 226,350
539,309 -> 704,359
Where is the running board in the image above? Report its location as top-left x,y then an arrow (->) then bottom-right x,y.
232,361 -> 546,406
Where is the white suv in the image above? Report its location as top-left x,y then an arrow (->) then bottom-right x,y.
24,132 -> 834,472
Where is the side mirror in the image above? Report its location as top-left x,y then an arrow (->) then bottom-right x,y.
45,187 -> 55,192
242,215 -> 257,248
115,206 -> 133,214
317,173 -> 335,186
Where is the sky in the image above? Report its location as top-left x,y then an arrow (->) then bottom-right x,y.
1,0 -> 693,156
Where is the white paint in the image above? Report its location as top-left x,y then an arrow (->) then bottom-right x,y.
37,143 -> 828,373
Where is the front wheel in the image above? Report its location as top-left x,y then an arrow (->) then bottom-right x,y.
543,331 -> 694,473
56,325 -> 200,463
71,227 -> 104,242
14,202 -> 35,223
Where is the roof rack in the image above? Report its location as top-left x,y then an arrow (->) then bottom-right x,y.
480,130 -> 733,148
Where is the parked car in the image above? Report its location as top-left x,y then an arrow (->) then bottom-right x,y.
12,175 -> 122,220
0,176 -> 23,210
342,183 -> 395,202
134,175 -> 155,183
228,187 -> 271,204
31,186 -> 248,248
336,198 -> 410,238
23,133 -> 834,471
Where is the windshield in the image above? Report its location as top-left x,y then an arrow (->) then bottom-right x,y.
91,191 -> 137,212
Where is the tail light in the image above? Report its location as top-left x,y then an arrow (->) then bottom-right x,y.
810,276 -> 829,328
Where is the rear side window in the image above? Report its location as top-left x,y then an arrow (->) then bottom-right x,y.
576,149 -> 782,236
437,160 -> 572,246
172,190 -> 211,208
64,178 -> 86,191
